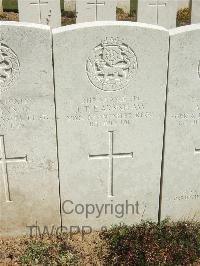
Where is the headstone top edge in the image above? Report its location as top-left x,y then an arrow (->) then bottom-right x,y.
19,0 -> 61,3
52,21 -> 168,35
0,21 -> 51,31
169,23 -> 200,36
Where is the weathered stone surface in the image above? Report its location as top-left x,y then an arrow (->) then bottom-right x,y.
18,0 -> 61,28
65,0 -> 127,14
0,0 -> 3,12
191,0 -> 200,24
117,0 -> 130,13
64,0 -> 76,12
0,22 -> 60,236
162,25 -> 200,221
76,0 -> 116,23
53,22 -> 169,229
137,0 -> 177,29
177,0 -> 189,9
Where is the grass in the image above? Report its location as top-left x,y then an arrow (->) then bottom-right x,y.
0,231 -> 106,265
1,220 -> 200,265
20,238 -> 78,265
100,219 -> 200,265
177,7 -> 191,27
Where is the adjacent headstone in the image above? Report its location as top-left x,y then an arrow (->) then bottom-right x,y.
0,0 -> 3,12
0,22 -> 60,236
53,22 -> 169,229
76,0 -> 116,23
64,0 -> 76,12
117,0 -> 130,13
162,25 -> 200,221
18,0 -> 61,28
137,0 -> 177,29
178,0 -> 189,9
191,0 -> 200,24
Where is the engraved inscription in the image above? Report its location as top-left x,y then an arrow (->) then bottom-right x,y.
0,135 -> 27,202
171,99 -> 200,126
174,190 -> 200,201
64,95 -> 152,127
86,37 -> 138,91
0,97 -> 50,130
0,43 -> 20,91
89,131 -> 133,197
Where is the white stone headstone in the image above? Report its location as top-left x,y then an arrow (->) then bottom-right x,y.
191,0 -> 200,24
53,22 -> 169,229
117,0 -> 130,13
76,0 -> 116,23
64,0 -> 123,15
0,0 -> 3,12
0,22 -> 60,236
64,0 -> 76,12
162,25 -> 200,221
18,0 -> 61,28
137,0 -> 177,29
178,0 -> 189,9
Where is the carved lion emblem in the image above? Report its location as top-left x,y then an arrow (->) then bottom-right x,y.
0,43 -> 20,91
86,37 -> 138,91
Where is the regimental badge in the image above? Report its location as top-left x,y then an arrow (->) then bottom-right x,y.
86,37 -> 138,91
0,43 -> 20,92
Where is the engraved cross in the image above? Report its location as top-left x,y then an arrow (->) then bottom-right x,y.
148,0 -> 167,24
87,0 -> 105,20
30,0 -> 49,23
89,131 -> 133,197
0,135 -> 27,202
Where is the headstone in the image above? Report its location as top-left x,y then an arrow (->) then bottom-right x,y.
0,0 -> 3,12
191,0 -> 200,24
0,22 -> 60,236
18,0 -> 61,28
64,0 -> 76,12
76,0 -> 116,23
117,0 -> 130,13
161,25 -> 200,221
53,22 -> 169,229
137,0 -> 177,29
178,0 -> 189,9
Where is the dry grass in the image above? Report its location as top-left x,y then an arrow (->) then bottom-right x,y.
1,221 -> 200,265
0,231 -> 107,265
